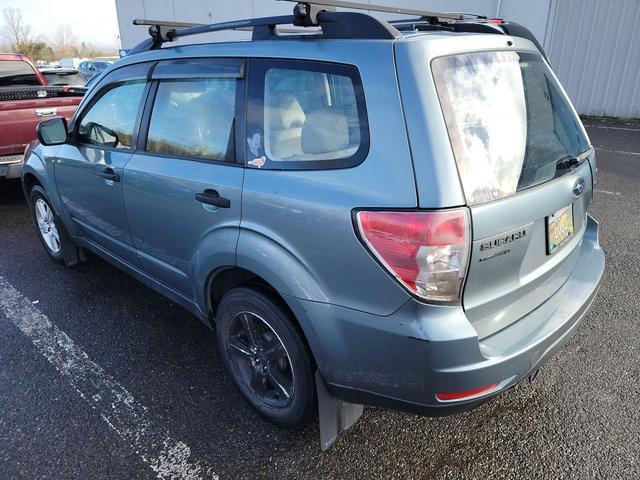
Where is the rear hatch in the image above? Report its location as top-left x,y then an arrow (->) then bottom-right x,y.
431,50 -> 594,339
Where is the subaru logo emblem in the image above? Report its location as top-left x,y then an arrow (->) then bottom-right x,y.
573,177 -> 585,197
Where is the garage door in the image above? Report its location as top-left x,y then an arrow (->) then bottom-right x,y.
547,0 -> 640,118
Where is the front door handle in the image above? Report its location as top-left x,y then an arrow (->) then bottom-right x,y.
97,168 -> 120,182
195,189 -> 230,208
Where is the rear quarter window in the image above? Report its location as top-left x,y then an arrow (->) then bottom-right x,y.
247,59 -> 369,170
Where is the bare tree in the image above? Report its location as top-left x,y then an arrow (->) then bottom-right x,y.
54,25 -> 76,57
3,7 -> 31,51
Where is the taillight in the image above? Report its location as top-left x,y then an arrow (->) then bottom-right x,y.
355,209 -> 470,304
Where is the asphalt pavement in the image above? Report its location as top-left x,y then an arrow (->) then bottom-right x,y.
0,120 -> 639,479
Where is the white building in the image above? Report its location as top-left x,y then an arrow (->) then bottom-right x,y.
115,0 -> 640,118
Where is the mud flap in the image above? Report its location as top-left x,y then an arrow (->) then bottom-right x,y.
56,215 -> 86,267
315,370 -> 363,451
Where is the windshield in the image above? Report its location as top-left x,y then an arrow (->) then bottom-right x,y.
432,51 -> 590,205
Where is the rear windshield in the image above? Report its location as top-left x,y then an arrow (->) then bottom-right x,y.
0,60 -> 41,87
432,51 -> 590,205
43,71 -> 86,86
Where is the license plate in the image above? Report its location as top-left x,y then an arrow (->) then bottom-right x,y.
546,205 -> 575,254
0,165 -> 8,177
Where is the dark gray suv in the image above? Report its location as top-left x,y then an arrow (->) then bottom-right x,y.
23,1 -> 604,446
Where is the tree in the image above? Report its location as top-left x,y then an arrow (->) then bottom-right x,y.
54,25 -> 76,57
20,41 -> 55,62
3,7 -> 31,51
79,41 -> 96,58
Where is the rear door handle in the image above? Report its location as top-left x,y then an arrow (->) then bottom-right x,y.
195,189 -> 230,208
97,168 -> 120,182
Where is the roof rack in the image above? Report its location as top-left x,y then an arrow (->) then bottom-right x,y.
128,0 -> 467,54
127,0 -> 549,63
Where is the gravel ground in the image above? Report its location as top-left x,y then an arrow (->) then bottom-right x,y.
0,120 -> 638,479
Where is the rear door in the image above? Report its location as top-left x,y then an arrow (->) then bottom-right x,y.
431,51 -> 594,338
123,58 -> 245,298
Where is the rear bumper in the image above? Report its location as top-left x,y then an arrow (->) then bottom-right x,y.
0,154 -> 24,179
287,215 -> 604,415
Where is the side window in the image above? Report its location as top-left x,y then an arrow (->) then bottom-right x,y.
146,78 -> 237,161
247,59 -> 369,170
77,81 -> 146,149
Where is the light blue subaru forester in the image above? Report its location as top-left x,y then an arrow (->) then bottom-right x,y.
23,0 -> 604,449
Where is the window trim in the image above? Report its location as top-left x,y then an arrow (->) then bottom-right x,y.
151,58 -> 245,81
246,58 -> 370,171
72,79 -> 151,152
136,65 -> 246,167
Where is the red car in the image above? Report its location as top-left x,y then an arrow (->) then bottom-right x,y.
0,53 -> 84,180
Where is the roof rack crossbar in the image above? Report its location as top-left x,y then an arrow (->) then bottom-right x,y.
133,19 -> 203,28
278,0 -> 463,21
169,15 -> 296,39
132,18 -> 310,35
128,14 -> 303,54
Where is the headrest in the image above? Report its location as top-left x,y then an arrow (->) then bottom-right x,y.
301,107 -> 350,154
268,94 -> 306,130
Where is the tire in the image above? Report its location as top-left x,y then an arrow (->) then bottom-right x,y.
29,187 -> 65,264
216,286 -> 316,427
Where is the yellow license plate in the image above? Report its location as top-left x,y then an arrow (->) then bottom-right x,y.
546,205 -> 575,254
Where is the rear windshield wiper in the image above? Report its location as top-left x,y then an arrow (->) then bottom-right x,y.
556,157 -> 580,170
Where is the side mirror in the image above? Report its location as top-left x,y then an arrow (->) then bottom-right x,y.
37,117 -> 68,146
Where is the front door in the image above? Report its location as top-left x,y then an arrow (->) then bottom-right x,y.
55,72 -> 150,264
123,58 -> 245,298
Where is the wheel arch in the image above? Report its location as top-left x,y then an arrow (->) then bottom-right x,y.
205,266 -> 319,367
22,171 -> 43,201
21,151 -> 58,210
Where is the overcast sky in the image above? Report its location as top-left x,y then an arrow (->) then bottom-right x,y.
0,0 -> 120,48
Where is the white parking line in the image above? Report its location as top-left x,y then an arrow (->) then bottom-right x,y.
0,276 -> 217,480
595,190 -> 622,196
595,147 -> 640,157
584,124 -> 640,132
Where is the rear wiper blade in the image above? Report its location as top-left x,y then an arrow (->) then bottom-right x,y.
556,157 -> 579,170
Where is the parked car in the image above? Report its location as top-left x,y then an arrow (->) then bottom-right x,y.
78,60 -> 112,80
0,53 -> 84,180
22,2 -> 605,448
40,68 -> 86,87
93,56 -> 119,63
59,57 -> 86,70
